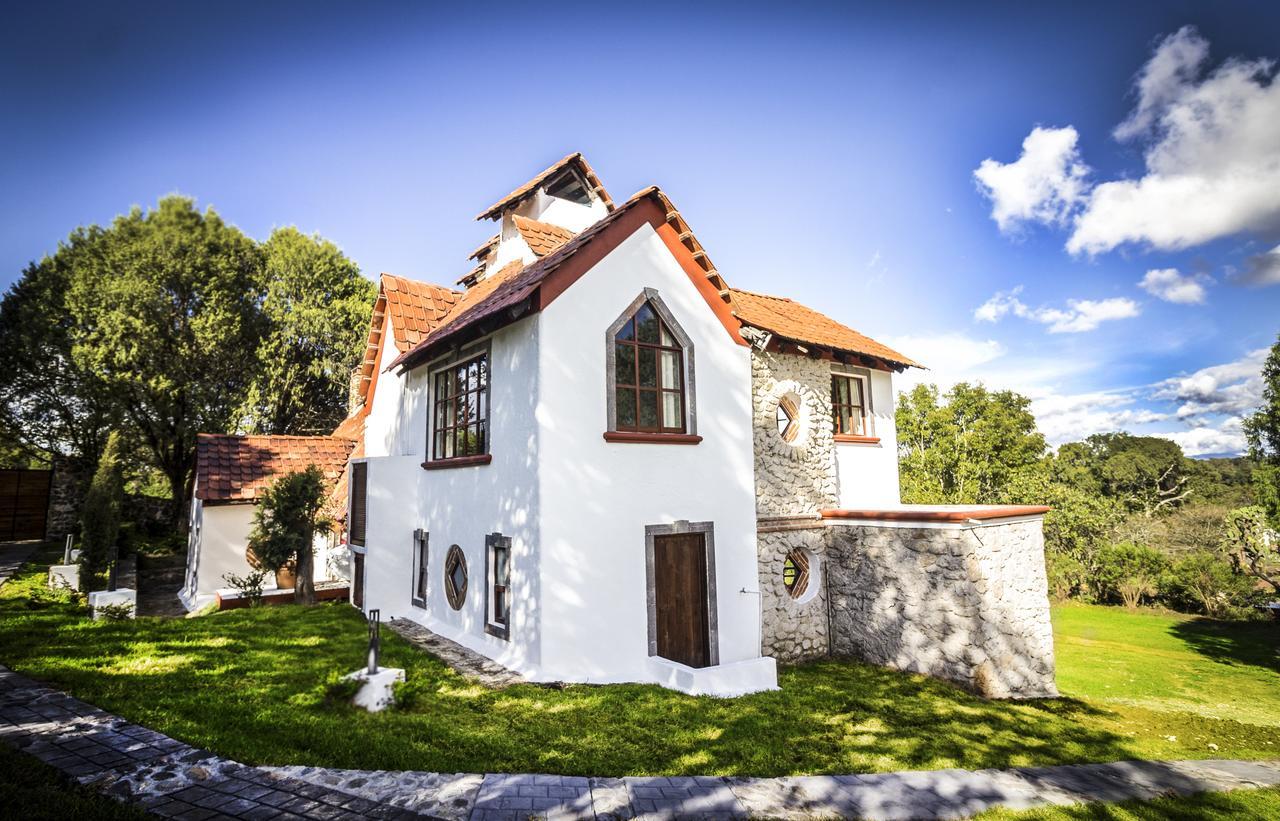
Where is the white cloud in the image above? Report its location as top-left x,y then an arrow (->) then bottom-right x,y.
1150,348 -> 1268,420
1030,388 -> 1170,447
1237,244 -> 1280,286
1067,27 -> 1280,254
973,126 -> 1090,233
1138,268 -> 1209,304
1153,418 -> 1247,457
974,287 -> 1140,333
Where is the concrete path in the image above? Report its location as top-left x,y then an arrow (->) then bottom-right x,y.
0,540 -> 40,587
2,666 -> 1279,820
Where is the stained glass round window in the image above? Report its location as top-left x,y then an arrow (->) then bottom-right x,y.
782,549 -> 810,599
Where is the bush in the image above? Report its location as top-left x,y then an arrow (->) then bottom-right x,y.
1094,542 -> 1168,610
222,569 -> 269,607
1164,551 -> 1257,619
1045,551 -> 1088,601
78,432 -> 124,592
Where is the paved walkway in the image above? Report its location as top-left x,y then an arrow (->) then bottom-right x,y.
4,549 -> 1280,819
2,666 -> 1279,820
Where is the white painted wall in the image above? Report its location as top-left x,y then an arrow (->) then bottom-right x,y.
356,317 -> 545,677
835,368 -> 902,509
534,223 -> 765,684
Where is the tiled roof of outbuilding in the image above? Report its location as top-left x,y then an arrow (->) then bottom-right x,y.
195,434 -> 354,504
728,288 -> 921,369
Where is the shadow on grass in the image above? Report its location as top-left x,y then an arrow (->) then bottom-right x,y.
0,544 -> 1146,777
1168,615 -> 1279,672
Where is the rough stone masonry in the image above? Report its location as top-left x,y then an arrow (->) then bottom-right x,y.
750,348 -> 1057,699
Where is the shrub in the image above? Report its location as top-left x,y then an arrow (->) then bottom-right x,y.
1163,551 -> 1257,619
78,432 -> 124,592
1095,542 -> 1168,610
94,601 -> 135,621
1045,551 -> 1088,601
221,569 -> 269,607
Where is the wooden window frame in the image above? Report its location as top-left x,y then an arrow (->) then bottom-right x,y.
426,344 -> 493,468
411,528 -> 429,609
348,461 -> 368,547
831,370 -> 876,442
604,289 -> 700,443
484,532 -> 512,640
443,544 -> 467,611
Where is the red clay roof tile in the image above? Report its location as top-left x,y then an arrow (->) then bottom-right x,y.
195,434 -> 355,504
474,153 -> 615,222
513,215 -> 576,257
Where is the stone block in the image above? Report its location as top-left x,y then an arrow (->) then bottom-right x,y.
87,589 -> 136,619
342,667 -> 405,712
48,565 -> 80,592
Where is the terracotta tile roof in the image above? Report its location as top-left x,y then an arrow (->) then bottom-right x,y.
381,274 -> 463,352
468,233 -> 499,262
728,288 -> 921,369
391,187 -> 731,372
513,215 -> 576,257
327,411 -> 366,520
195,434 -> 355,504
475,153 -> 615,222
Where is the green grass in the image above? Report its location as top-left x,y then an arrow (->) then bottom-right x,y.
0,742 -> 148,820
1,545 -> 1277,777
977,787 -> 1280,819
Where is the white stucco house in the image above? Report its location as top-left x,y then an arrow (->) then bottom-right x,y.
181,434 -> 355,611
338,153 -> 1059,699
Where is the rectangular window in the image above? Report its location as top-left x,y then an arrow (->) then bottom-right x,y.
411,529 -> 429,608
432,353 -> 489,461
349,462 -> 368,546
485,533 -> 512,640
831,373 -> 872,437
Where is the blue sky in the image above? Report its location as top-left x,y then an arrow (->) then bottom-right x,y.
3,1 -> 1278,455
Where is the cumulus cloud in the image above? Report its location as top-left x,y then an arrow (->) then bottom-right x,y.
1030,389 -> 1169,447
977,28 -> 1280,258
1153,418 -> 1247,457
1068,27 -> 1280,254
973,126 -> 1090,233
1150,348 -> 1267,421
1138,268 -> 1209,303
974,286 -> 1140,333
1237,244 -> 1280,286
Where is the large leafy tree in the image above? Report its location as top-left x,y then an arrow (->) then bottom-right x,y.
1068,433 -> 1192,517
1244,333 -> 1280,526
897,382 -> 1047,504
0,230 -> 119,470
66,197 -> 266,526
238,228 -> 374,435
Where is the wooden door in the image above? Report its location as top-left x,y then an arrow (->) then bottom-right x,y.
653,532 -> 711,668
352,552 -> 365,610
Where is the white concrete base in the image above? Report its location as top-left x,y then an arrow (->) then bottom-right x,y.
87,589 -> 137,620
342,667 -> 405,712
645,655 -> 778,697
48,565 -> 80,592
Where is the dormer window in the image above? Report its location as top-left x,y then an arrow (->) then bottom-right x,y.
544,169 -> 593,205
604,290 -> 700,443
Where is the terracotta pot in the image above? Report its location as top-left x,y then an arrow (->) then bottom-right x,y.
274,565 -> 296,590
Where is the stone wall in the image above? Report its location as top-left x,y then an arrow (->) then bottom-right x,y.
757,518 -> 1058,699
45,454 -> 86,542
757,526 -> 830,661
750,351 -> 837,516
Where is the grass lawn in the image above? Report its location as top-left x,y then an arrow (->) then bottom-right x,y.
1,544 -> 1277,777
977,787 -> 1280,819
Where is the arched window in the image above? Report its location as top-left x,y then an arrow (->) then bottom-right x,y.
606,290 -> 697,437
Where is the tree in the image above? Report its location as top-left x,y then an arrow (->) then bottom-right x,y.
1094,542 -> 1167,610
0,233 -> 119,470
237,228 -> 374,435
66,197 -> 266,528
78,432 -> 124,592
246,466 -> 331,605
1244,332 -> 1280,463
1221,505 -> 1279,596
897,382 -> 1047,504
1084,433 -> 1191,516
1165,551 -> 1255,619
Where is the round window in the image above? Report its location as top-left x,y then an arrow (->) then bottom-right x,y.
775,391 -> 803,444
444,545 -> 468,610
782,548 -> 811,600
